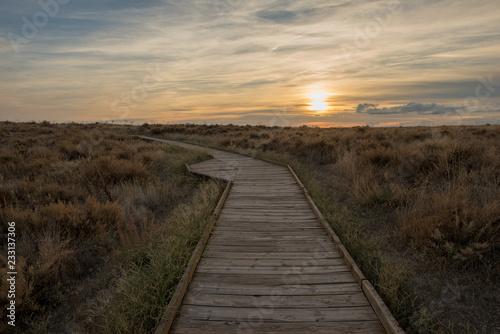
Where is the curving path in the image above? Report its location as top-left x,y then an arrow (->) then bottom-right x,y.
139,136 -> 401,334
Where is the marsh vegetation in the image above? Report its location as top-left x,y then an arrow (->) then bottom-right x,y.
0,122 -> 221,333
1,121 -> 498,333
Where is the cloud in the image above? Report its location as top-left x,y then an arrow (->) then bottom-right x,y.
356,102 -> 460,115
255,4 -> 344,26
256,10 -> 297,24
237,79 -> 282,88
1,0 -> 500,123
356,103 -> 379,113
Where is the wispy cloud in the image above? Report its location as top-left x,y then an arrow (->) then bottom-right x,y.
356,102 -> 460,115
0,0 -> 499,125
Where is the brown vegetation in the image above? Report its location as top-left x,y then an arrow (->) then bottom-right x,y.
0,122 -> 219,333
141,123 -> 500,333
1,121 -> 497,333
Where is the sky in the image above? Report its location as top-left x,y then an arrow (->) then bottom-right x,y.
1,0 -> 500,127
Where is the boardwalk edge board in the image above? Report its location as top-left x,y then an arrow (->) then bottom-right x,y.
287,165 -> 405,334
154,181 -> 233,334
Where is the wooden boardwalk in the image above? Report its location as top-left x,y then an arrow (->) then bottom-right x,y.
138,136 -> 402,334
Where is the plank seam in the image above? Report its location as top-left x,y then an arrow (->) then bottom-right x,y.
154,181 -> 233,334
287,165 -> 404,334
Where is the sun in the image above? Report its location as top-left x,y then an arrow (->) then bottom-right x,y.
308,91 -> 329,112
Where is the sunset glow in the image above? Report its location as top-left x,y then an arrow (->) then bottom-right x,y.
0,1 -> 499,126
308,92 -> 329,113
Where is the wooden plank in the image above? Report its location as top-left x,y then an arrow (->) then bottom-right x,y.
191,273 -> 358,285
216,220 -> 319,225
227,194 -> 307,198
362,280 -> 405,334
208,234 -> 332,242
206,242 -> 335,249
209,235 -> 331,242
204,245 -> 337,253
222,205 -> 311,209
234,181 -> 298,185
225,187 -> 301,191
204,242 -> 337,252
183,293 -> 371,308
213,225 -> 322,231
213,223 -> 322,228
216,223 -> 318,228
177,305 -> 380,322
223,198 -> 308,203
212,226 -> 324,232
234,178 -> 294,182
223,209 -> 316,216
195,265 -> 351,275
198,258 -> 345,267
188,282 -> 363,295
172,319 -> 385,334
217,216 -> 318,222
211,230 -> 328,237
233,177 -> 294,181
221,204 -> 309,209
220,210 -> 315,216
202,251 -> 341,259
228,187 -> 302,191
192,165 -> 236,170
215,222 -> 319,226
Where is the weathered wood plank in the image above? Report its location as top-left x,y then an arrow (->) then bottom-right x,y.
208,235 -> 332,242
219,213 -> 318,219
217,217 -> 319,222
223,199 -> 308,203
222,205 -> 312,210
220,208 -> 313,214
196,265 -> 351,275
191,273 -> 358,285
213,226 -> 321,231
188,282 -> 363,295
226,194 -> 308,198
198,257 -> 345,267
177,305 -> 380,322
172,320 -> 385,334
209,235 -> 332,242
362,280 -> 406,334
204,245 -> 337,253
211,231 -> 328,237
202,251 -> 340,259
183,293 -> 371,308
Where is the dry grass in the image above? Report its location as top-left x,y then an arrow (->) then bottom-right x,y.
142,123 -> 500,334
91,182 -> 220,333
0,121 -> 219,333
